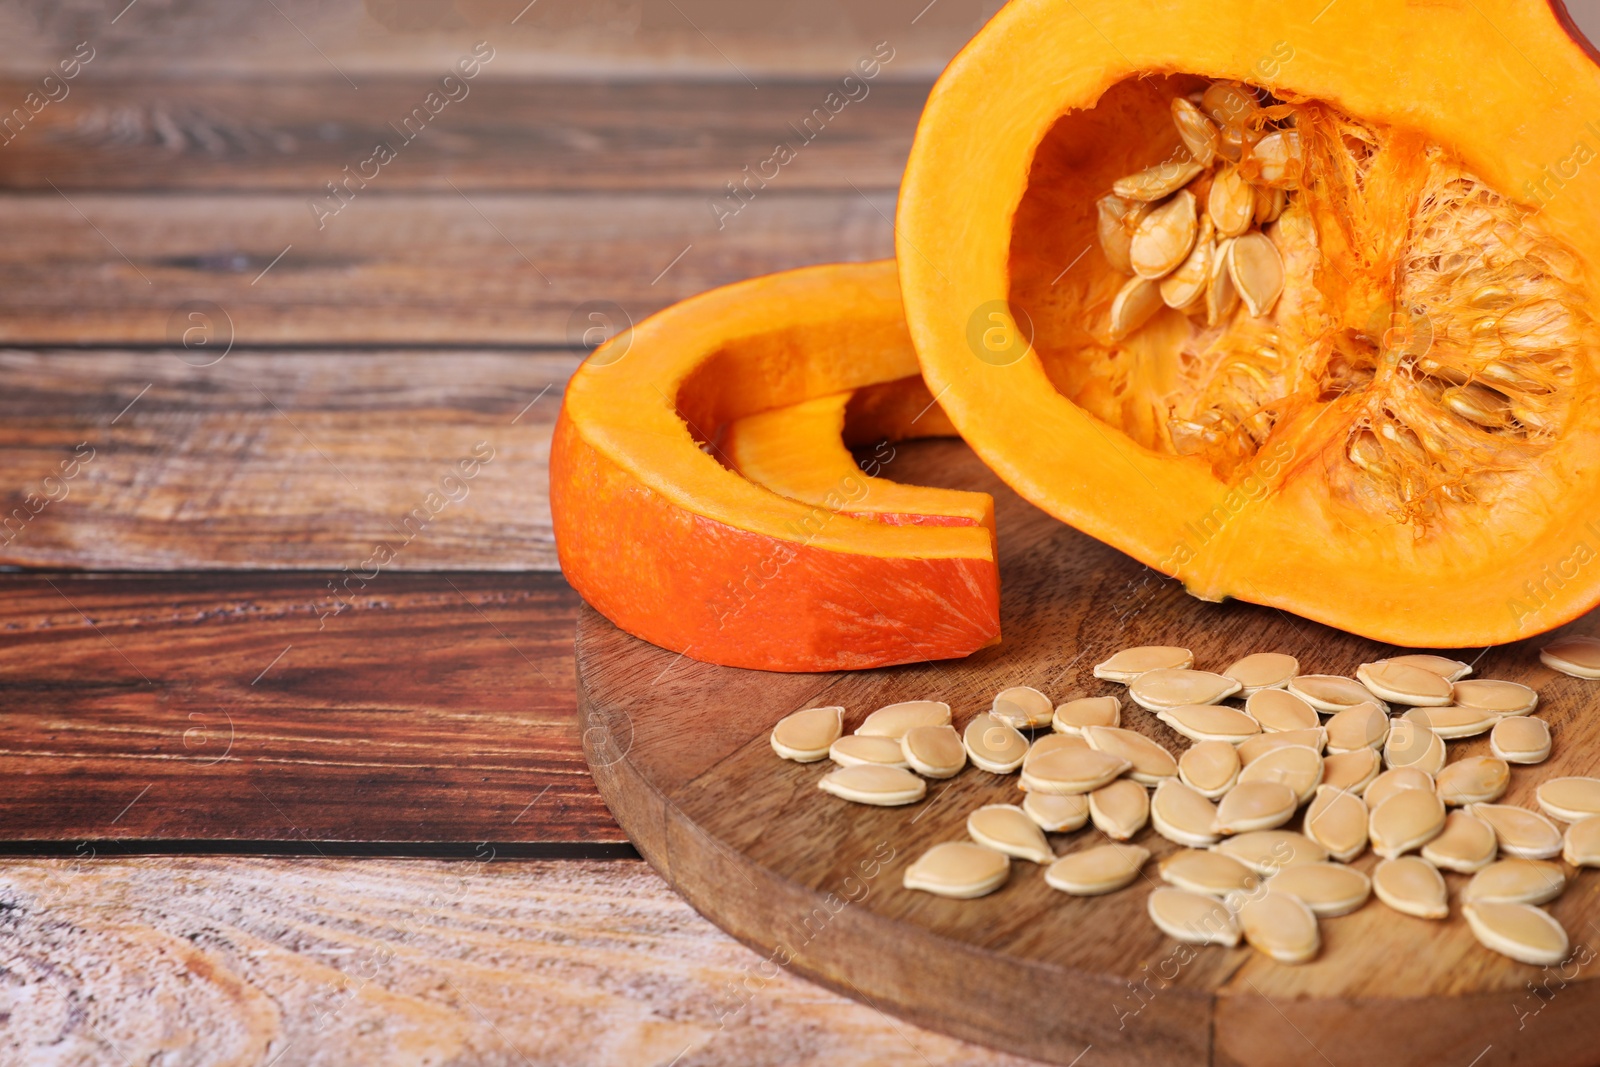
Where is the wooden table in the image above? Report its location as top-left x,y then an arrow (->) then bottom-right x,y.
0,4 -> 1035,1063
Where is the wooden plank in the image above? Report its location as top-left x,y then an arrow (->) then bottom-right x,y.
0,351 -> 568,571
0,572 -> 622,845
0,191 -> 895,345
0,76 -> 928,191
0,856 -> 1031,1066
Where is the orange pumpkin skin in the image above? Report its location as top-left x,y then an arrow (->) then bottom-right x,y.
551,261 -> 999,673
898,0 -> 1600,647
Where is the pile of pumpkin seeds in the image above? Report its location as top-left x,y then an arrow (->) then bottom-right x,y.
771,633 -> 1600,968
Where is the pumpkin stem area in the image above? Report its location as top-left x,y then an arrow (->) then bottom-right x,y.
1009,74 -> 1594,533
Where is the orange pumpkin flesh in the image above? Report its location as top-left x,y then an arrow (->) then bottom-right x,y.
898,0 -> 1600,647
550,261 -> 999,672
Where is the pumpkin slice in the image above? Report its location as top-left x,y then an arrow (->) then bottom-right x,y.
551,260 -> 999,672
897,0 -> 1600,646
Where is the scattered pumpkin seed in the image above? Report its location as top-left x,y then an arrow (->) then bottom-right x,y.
1224,652 -> 1299,695
1400,705 -> 1497,739
1238,745 -> 1324,804
1364,767 -> 1438,811
1179,739 -> 1241,799
1128,668 -> 1241,711
1490,716 -> 1551,764
1023,791 -> 1090,833
1540,635 -> 1600,679
1114,158 -> 1206,202
1148,886 -> 1240,946
1421,810 -> 1498,873
818,764 -> 927,806
1383,719 -> 1446,776
1451,679 -> 1538,716
1131,190 -> 1200,279
1464,858 -> 1566,906
1052,695 -> 1122,735
1226,231 -> 1285,317
1369,788 -> 1447,859
770,705 -> 844,762
1372,856 -> 1449,919
1214,780 -> 1299,835
1093,645 -> 1193,682
1020,744 -> 1132,795
1462,901 -> 1570,966
1044,843 -> 1151,896
1151,779 -> 1221,847
1321,747 -> 1383,795
1268,862 -> 1372,917
1157,703 -> 1262,744
1239,728 -> 1327,764
1323,702 -> 1390,752
1288,674 -> 1385,713
1469,803 -> 1564,859
967,804 -> 1055,864
1302,784 -> 1369,862
990,686 -> 1054,729
1245,687 -> 1319,732
903,841 -> 1010,898
857,700 -> 951,738
1534,777 -> 1600,822
1091,779 -> 1152,841
901,724 -> 967,778
1434,756 -> 1510,806
830,733 -> 912,769
1212,830 -> 1328,875
1355,661 -> 1454,705
1207,164 -> 1255,238
1170,97 -> 1220,166
1023,733 -> 1088,769
1378,654 -> 1472,682
1231,888 -> 1319,963
1084,725 -> 1178,785
1159,848 -> 1259,895
963,716 -> 1030,773
1562,814 -> 1600,867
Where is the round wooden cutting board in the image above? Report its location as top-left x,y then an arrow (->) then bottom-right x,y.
576,439 -> 1600,1067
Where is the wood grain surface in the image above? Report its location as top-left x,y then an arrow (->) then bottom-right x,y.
579,439 -> 1600,1067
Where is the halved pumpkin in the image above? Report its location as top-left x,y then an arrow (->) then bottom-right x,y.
897,0 -> 1600,646
550,261 -> 999,672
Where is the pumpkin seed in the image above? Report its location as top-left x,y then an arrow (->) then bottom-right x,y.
1128,668 -> 1241,711
1151,778 -> 1221,847
770,705 -> 844,762
1091,779 -> 1152,841
1160,847 -> 1260,895
1179,739 -> 1241,799
1148,886 -> 1240,946
1268,862 -> 1371,917
1369,788 -> 1447,859
1356,661 -> 1454,706
1239,728 -> 1327,764
1113,158 -> 1206,202
1253,183 -> 1286,225
1288,674 -> 1385,713
963,716 -> 1030,774
1044,843 -> 1151,895
1023,791 -> 1090,833
1096,194 -> 1146,276
1226,232 -> 1285,318
1400,705 -> 1498,739
1379,654 -> 1472,682
1224,652 -> 1299,696
858,700 -> 951,738
818,764 -> 927,806
1246,687 -> 1319,732
901,725 -> 967,778
1207,164 -> 1255,238
1214,780 -> 1299,835
1383,719 -> 1446,775
1540,634 -> 1600,679
1372,856 -> 1449,919
903,841 -> 1010,898
1463,858 -> 1566,905
1157,703 -> 1261,744
1023,732 -> 1088,768
1451,679 -> 1538,716
1469,803 -> 1564,859
1463,901 -> 1570,966
830,733 -> 912,769
1435,756 -> 1510,807
1020,744 -> 1132,795
1213,830 -> 1329,875
1231,889 -> 1319,963
1422,810 -> 1498,873
1084,725 -> 1179,785
1321,747 -> 1383,795
1131,190 -> 1199,279
1323,702 -> 1390,752
991,686 -> 1054,730
1490,716 -> 1551,764
1093,645 -> 1193,682
1364,767 -> 1437,811
1302,784 -> 1369,862
1562,814 -> 1600,867
1534,777 -> 1600,822
1205,236 -> 1240,326
1160,216 -> 1216,309
1171,97 -> 1220,166
1053,695 -> 1122,735
1239,744 -> 1324,804
967,804 -> 1055,864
